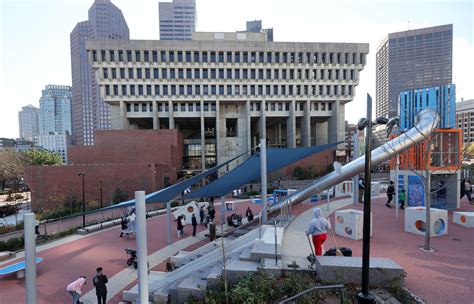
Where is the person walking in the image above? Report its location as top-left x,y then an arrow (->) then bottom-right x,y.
199,206 -> 205,225
120,216 -> 128,238
399,188 -> 406,209
209,206 -> 216,222
386,181 -> 395,208
437,180 -> 447,208
66,276 -> 86,304
129,211 -> 136,236
245,207 -> 254,222
464,179 -> 472,203
93,267 -> 108,304
305,208 -> 331,256
358,177 -> 365,203
176,215 -> 183,237
191,213 -> 198,237
209,220 -> 216,242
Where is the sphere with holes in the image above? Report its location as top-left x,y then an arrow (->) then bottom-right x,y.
453,211 -> 474,228
404,207 -> 448,237
335,209 -> 373,240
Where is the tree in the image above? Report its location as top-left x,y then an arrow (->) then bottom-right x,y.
112,188 -> 128,204
0,148 -> 28,192
25,149 -> 63,166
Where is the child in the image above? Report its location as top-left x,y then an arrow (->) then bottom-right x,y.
399,189 -> 406,209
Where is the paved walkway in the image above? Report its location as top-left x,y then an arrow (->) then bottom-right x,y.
283,196 -> 474,304
0,200 -> 262,303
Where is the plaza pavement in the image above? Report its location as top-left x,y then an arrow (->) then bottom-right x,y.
283,196 -> 474,304
0,199 -> 262,304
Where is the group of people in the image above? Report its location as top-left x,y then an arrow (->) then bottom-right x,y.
119,208 -> 136,238
199,204 -> 216,226
66,267 -> 108,304
385,181 -> 406,209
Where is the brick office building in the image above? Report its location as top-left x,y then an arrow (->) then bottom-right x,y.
24,129 -> 183,211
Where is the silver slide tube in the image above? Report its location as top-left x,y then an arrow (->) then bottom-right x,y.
279,109 -> 439,212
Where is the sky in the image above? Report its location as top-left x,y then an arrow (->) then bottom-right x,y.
0,0 -> 473,139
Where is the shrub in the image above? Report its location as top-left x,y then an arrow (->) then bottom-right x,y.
5,236 -> 24,251
246,190 -> 259,196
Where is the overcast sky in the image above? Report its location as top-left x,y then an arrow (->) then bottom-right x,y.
1,0 -> 473,138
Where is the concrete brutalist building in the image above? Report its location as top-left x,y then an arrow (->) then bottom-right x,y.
376,24 -> 453,119
86,32 -> 368,172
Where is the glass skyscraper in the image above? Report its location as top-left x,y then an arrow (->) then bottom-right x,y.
159,0 -> 196,40
18,105 -> 40,141
70,0 -> 129,145
39,85 -> 72,135
375,24 -> 453,119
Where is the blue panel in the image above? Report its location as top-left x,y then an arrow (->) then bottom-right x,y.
407,175 -> 424,207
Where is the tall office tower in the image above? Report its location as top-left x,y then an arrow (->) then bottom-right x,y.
456,99 -> 474,145
245,20 -> 273,42
87,32 -> 368,172
70,0 -> 129,145
18,105 -> 40,141
375,24 -> 453,119
39,85 -> 72,135
159,0 -> 196,40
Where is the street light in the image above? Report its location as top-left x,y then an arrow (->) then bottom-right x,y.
356,95 -> 396,303
77,172 -> 86,228
99,180 -> 103,209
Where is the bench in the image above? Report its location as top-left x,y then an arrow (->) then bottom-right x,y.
0,251 -> 16,262
0,257 -> 43,279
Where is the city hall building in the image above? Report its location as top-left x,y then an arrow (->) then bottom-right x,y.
87,32 -> 368,172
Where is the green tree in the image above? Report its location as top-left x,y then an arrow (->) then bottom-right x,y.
112,188 -> 128,204
25,149 -> 63,166
0,148 -> 28,191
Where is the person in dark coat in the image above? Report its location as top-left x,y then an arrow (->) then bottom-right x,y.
176,215 -> 184,237
209,207 -> 216,221
199,206 -> 205,224
386,181 -> 395,208
245,207 -> 254,222
93,267 -> 108,304
209,221 -> 216,242
191,213 -> 197,237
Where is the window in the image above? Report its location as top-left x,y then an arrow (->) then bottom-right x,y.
101,50 -> 106,61
266,52 -> 272,63
138,85 -> 144,95
227,51 -> 232,62
203,69 -> 209,79
146,85 -> 152,95
211,103 -> 216,111
171,85 -> 176,95
243,69 -> 248,79
178,68 -> 184,79
162,68 -> 168,78
251,52 -> 256,63
185,51 -> 191,62
275,52 -> 280,63
259,52 -> 264,63
218,52 -> 224,62
219,69 -> 224,79
161,51 -> 166,62
103,68 -> 108,79
266,69 -> 271,79
137,69 -> 142,79
135,51 -> 141,62
127,50 -> 132,62
163,85 -> 168,95
130,85 -> 135,95
219,85 -> 224,95
170,69 -> 176,79
202,52 -> 208,62
194,68 -> 200,79
120,68 -> 125,79
251,85 -> 256,95
211,69 -> 216,79
179,85 -> 185,95
180,103 -> 185,111
144,51 -> 149,62
204,102 -> 209,111
258,69 -> 264,79
196,102 -> 201,111
235,85 -> 240,95
195,85 -> 200,95
113,85 -> 118,95
126,103 -> 131,112
173,103 -> 178,111
227,85 -> 232,95
154,68 -> 159,79
122,85 -> 127,95
266,85 -> 271,95
169,51 -> 175,62
243,52 -> 248,63
109,50 -> 115,61
210,51 -> 216,62
227,69 -> 232,79
118,50 -> 123,62
177,51 -> 183,62
187,85 -> 192,95
142,103 -> 147,112
188,103 -> 193,111
186,69 -> 192,79
251,69 -> 256,79
211,85 -> 216,95
134,104 -> 139,112
145,68 -> 150,79
203,85 -> 209,95
152,51 -> 158,62
235,69 -> 240,79
154,85 -> 160,95
235,52 -> 240,63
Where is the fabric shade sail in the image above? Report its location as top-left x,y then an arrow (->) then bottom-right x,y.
184,142 -> 340,199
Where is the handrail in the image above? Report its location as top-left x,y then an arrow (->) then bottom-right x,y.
279,284 -> 345,304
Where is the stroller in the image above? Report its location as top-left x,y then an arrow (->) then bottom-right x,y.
125,248 -> 137,269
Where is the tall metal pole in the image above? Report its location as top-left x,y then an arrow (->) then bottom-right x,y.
220,196 -> 225,227
352,133 -> 359,205
424,141 -> 432,250
326,156 -> 330,212
260,138 -> 268,224
135,191 -> 149,304
99,180 -> 103,209
395,156 -> 399,218
166,201 -> 172,245
357,94 -> 375,303
24,213 -> 37,304
82,173 -> 85,228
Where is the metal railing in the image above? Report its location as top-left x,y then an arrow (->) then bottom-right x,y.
279,284 -> 345,304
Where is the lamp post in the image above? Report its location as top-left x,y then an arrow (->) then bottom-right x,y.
99,180 -> 103,209
77,172 -> 86,228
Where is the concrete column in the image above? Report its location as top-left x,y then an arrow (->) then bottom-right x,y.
302,100 -> 311,147
315,121 -> 328,145
24,213 -> 37,304
246,100 -> 252,155
287,100 -> 296,148
134,191 -> 148,304
153,100 -> 159,129
215,100 -> 221,168
328,99 -> 344,148
166,201 -> 172,245
119,100 -> 127,129
352,133 -> 359,205
258,100 -> 266,142
260,138 -> 268,224
200,99 -> 206,171
168,100 -> 175,129
277,123 -> 282,145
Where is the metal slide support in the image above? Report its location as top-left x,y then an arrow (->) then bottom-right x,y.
24,213 -> 37,304
135,191 -> 149,304
352,133 -> 359,204
166,201 -> 172,245
260,138 -> 268,224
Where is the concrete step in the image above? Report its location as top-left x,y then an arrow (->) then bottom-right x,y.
123,271 -> 166,303
176,278 -> 208,303
250,242 -> 281,262
225,259 -> 260,285
205,265 -> 222,290
239,246 -> 253,262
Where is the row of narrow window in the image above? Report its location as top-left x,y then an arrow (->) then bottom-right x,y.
92,49 -> 366,65
126,101 -> 332,113
105,83 -> 353,97
102,67 -> 357,81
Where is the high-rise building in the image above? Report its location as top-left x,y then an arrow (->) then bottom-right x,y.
376,24 -> 453,119
87,33 -> 369,172
70,0 -> 129,145
39,85 -> 72,135
456,99 -> 474,145
399,84 -> 456,131
159,0 -> 196,40
35,132 -> 72,163
245,20 -> 273,42
18,105 -> 40,141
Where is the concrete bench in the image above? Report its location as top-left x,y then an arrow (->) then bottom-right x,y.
0,257 -> 43,279
315,256 -> 405,288
453,211 -> 474,228
0,251 -> 16,262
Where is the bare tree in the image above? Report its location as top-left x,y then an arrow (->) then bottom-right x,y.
218,225 -> 232,304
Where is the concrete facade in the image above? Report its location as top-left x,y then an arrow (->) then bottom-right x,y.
70,0 -> 129,146
376,24 -> 453,119
456,99 -> 474,145
159,0 -> 196,41
18,105 -> 40,142
86,37 -> 368,172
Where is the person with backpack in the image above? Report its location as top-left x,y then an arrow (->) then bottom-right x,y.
191,213 -> 198,237
93,267 -> 108,304
399,188 -> 406,209
386,181 -> 395,208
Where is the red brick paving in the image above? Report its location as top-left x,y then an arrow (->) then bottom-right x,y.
0,200 -> 261,304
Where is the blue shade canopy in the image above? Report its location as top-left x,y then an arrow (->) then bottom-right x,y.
184,142 -> 340,199
100,149 -> 251,211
